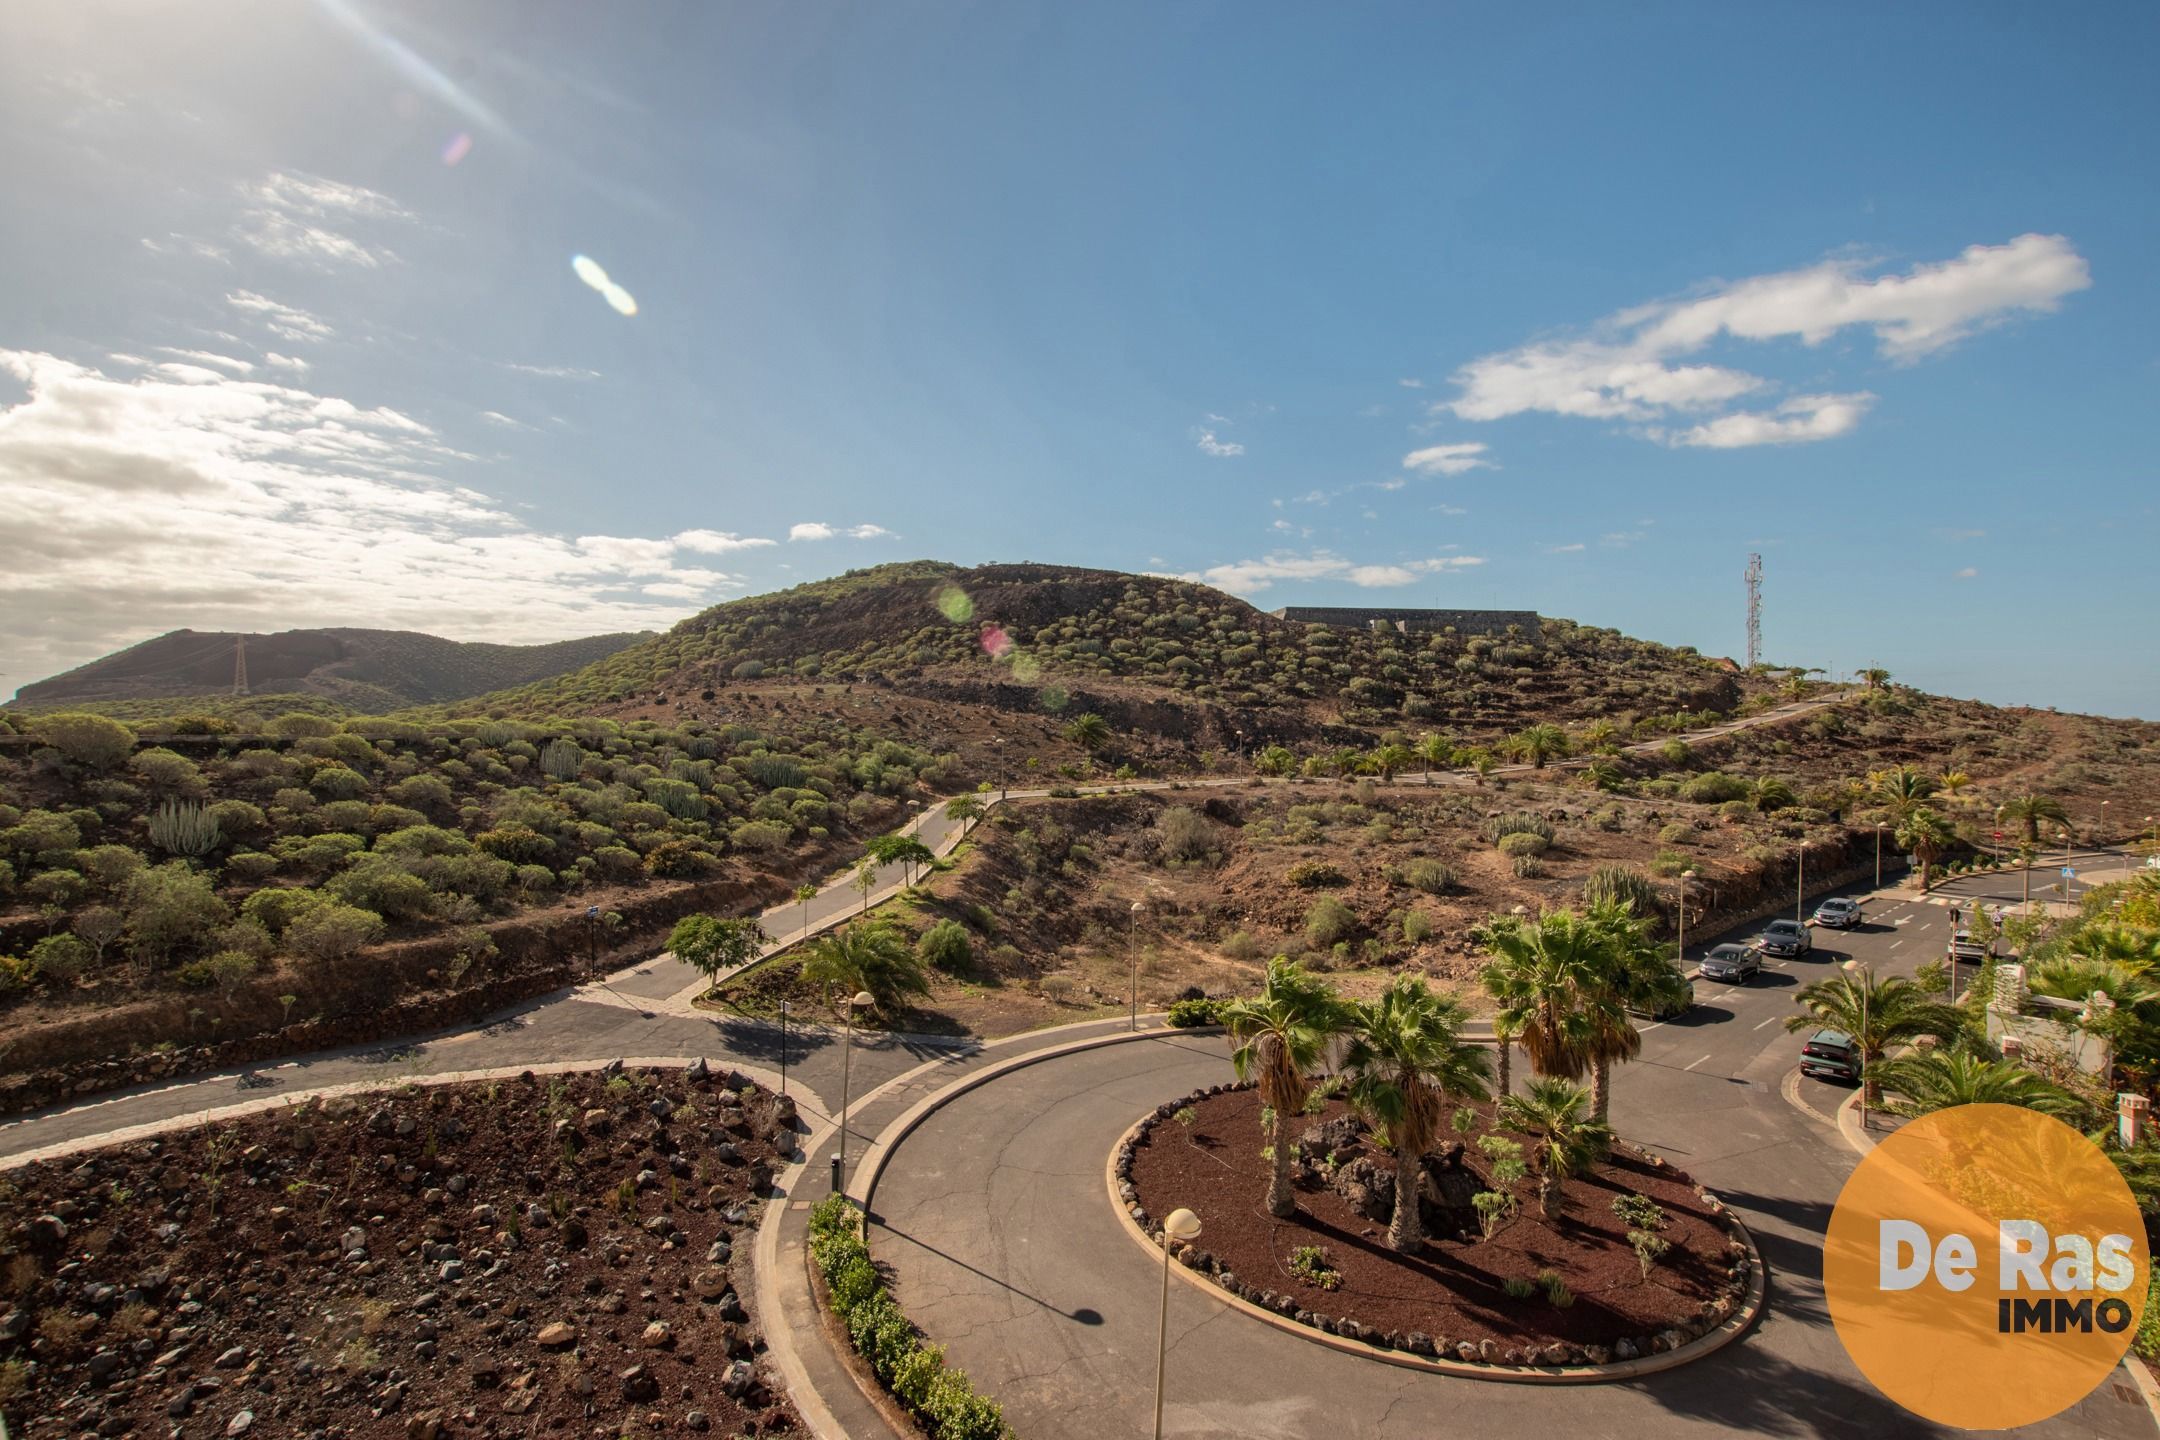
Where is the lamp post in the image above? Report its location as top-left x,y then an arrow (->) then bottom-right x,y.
1874,823 -> 1885,890
2059,828 -> 2074,904
1129,901 -> 1145,1032
834,990 -> 873,1196
1153,1208 -> 1203,1440
778,1001 -> 790,1097
585,904 -> 600,966
1842,959 -> 1869,1132
1676,869 -> 1697,968
1797,842 -> 1806,924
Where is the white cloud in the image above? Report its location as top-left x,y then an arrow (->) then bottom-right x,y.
672,529 -> 777,554
1955,567 -> 1979,580
1544,542 -> 1586,554
1397,378 -> 1425,389
1174,550 -> 1484,595
1662,392 -> 1875,449
226,290 -> 333,343
0,350 -> 746,696
1196,429 -> 1244,458
158,348 -> 253,375
789,522 -> 891,542
478,410 -> 531,430
263,352 -> 310,372
234,171 -> 413,270
1444,234 -> 2088,447
1599,530 -> 1647,548
1401,442 -> 1495,476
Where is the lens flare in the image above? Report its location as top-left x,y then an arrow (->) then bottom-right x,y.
441,131 -> 473,166
934,584 -> 974,622
1010,653 -> 1042,684
571,254 -> 638,316
1039,684 -> 1070,713
980,624 -> 1012,659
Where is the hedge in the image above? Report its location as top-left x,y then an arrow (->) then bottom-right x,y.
807,1195 -> 1008,1440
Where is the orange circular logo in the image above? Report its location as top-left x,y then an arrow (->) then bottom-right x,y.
1824,1103 -> 2148,1430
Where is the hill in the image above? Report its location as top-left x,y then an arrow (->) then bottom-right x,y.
11,626 -> 652,713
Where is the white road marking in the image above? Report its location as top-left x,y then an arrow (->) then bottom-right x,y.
1890,939 -> 1903,949
1684,1054 -> 1712,1072
1754,1016 -> 1781,1031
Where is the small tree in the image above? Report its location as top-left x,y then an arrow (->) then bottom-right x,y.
1223,958 -> 1347,1218
868,833 -> 937,887
32,712 -> 134,769
1063,713 -> 1111,752
944,794 -> 985,836
802,920 -> 931,1014
283,902 -> 384,965
1413,733 -> 1453,782
918,919 -> 972,973
1502,724 -> 1569,770
793,883 -> 819,941
668,915 -> 768,991
1498,1076 -> 1611,1214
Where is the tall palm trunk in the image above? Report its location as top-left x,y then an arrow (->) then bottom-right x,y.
1266,1105 -> 1295,1218
1590,1054 -> 1611,1124
1495,1038 -> 1511,1101
1388,1144 -> 1424,1251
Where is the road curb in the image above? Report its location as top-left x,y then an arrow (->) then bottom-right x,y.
2119,1352 -> 2160,1436
1101,1107 -> 1769,1385
1836,1087 -> 1879,1155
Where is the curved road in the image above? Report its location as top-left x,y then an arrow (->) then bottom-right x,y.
864,874 -> 2154,1440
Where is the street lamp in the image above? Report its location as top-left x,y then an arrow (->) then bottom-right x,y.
834,990 -> 874,1196
1842,959 -> 1870,1132
585,904 -> 600,966
778,1000 -> 791,1097
1676,869 -> 1697,968
1796,843 -> 1806,924
1874,823 -> 1885,890
1153,1208 -> 1203,1440
1129,901 -> 1145,1032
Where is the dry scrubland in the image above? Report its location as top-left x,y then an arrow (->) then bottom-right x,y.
1,562 -> 2155,1092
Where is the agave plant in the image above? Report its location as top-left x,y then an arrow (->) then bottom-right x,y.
147,800 -> 221,858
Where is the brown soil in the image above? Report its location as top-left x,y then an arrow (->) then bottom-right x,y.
0,1066 -> 802,1438
1126,1086 -> 1743,1358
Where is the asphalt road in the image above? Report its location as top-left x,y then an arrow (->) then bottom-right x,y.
866,882 -> 2154,1440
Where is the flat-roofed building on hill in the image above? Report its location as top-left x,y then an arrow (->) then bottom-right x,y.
1273,606 -> 1540,638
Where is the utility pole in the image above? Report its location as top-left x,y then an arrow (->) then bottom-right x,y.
1744,554 -> 1763,670
232,634 -> 250,696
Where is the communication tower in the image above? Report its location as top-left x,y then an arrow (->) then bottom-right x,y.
1744,554 -> 1763,670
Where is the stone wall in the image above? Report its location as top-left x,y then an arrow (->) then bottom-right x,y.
1274,607 -> 1541,637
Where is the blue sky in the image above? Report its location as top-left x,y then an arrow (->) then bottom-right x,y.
2,3 -> 2154,716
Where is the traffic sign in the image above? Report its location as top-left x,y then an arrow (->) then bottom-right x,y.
2060,867 -> 2076,878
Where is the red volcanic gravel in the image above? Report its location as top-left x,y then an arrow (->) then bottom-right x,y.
1126,1087 -> 1743,1355
0,1064 -> 802,1438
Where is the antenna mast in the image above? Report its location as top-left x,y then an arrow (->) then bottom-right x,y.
232,635 -> 250,696
1744,553 -> 1763,670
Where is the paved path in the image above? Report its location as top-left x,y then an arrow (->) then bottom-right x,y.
864,881 -> 2154,1440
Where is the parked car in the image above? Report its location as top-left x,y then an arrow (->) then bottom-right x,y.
1700,943 -> 1762,983
1758,918 -> 1814,957
1627,976 -> 1695,1020
1800,1029 -> 1862,1084
1812,896 -> 1862,929
1948,929 -> 1987,963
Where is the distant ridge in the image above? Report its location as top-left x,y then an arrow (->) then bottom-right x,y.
11,627 -> 652,712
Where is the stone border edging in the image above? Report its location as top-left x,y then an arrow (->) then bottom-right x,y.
1102,1103 -> 1769,1385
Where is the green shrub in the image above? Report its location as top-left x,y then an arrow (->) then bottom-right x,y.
1678,771 -> 1747,804
1581,864 -> 1658,918
1287,860 -> 1346,889
918,920 -> 972,973
1483,812 -> 1554,845
1400,857 -> 1456,894
1305,897 -> 1357,948
1496,831 -> 1549,858
1657,822 -> 1695,845
1166,997 -> 1224,1028
1402,911 -> 1434,944
1219,929 -> 1264,962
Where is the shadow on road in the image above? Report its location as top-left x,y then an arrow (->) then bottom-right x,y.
708,1016 -> 839,1065
875,1220 -> 1104,1324
1633,1340 -> 1932,1438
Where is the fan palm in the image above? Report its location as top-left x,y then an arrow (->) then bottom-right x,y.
1503,723 -> 1570,770
1896,808 -> 1956,891
1342,977 -> 1491,1251
1498,1076 -> 1611,1214
1223,958 -> 1348,1218
1997,791 -> 2069,849
1784,970 -> 1960,1106
1868,764 -> 1940,825
1413,733 -> 1453,782
1478,910 -> 1603,1083
1063,712 -> 1111,752
1872,1050 -> 2089,1121
1858,667 -> 1892,690
1368,743 -> 1415,782
800,920 -> 931,1015
1748,777 -> 1798,813
1578,900 -> 1689,1123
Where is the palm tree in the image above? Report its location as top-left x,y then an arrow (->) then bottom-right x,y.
1578,900 -> 1688,1123
1574,719 -> 1619,755
1063,713 -> 1111,752
1784,970 -> 1960,1107
791,883 -> 819,943
1502,723 -> 1569,770
1477,910 -> 1603,1083
1223,958 -> 1347,1218
1342,977 -> 1491,1251
1872,1050 -> 2088,1121
1748,777 -> 1798,813
1937,769 -> 1973,800
1254,745 -> 1298,777
1997,792 -> 2069,849
1413,733 -> 1453,783
1369,743 -> 1414,782
1498,1077 -> 1611,1214
1897,808 -> 1956,891
801,919 -> 931,1015
1859,667 -> 1892,690
1869,764 -> 1940,825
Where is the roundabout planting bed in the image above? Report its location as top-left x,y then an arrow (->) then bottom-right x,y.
1116,1081 -> 1756,1372
0,1063 -> 802,1438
